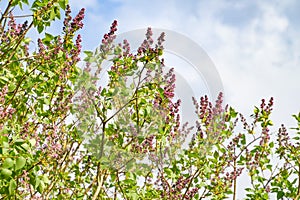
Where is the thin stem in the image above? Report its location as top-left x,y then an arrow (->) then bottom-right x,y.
99,122 -> 106,159
116,170 -> 127,199
296,163 -> 300,199
2,14 -> 33,18
182,169 -> 201,200
92,166 -> 107,200
103,96 -> 137,124
0,0 -> 12,25
233,147 -> 237,200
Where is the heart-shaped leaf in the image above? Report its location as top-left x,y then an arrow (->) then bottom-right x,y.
15,157 -> 26,171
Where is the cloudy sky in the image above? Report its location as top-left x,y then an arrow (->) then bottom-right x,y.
66,0 -> 300,129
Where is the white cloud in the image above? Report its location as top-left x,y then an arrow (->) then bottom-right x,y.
208,2 -> 299,127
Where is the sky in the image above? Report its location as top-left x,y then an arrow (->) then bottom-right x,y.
64,0 -> 300,131
1,0 -> 300,197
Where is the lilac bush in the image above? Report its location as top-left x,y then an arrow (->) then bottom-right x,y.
0,1 -> 300,199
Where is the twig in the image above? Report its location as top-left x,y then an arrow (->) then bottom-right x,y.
2,14 -> 33,18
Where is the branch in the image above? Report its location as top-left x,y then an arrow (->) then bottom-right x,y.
2,14 -> 33,18
0,0 -> 12,25
182,169 -> 201,200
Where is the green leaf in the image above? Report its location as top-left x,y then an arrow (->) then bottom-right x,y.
266,164 -> 272,171
18,1 -> 23,10
1,168 -> 12,178
29,138 -> 36,146
54,6 -> 61,19
292,113 -> 300,122
1,141 -> 9,154
15,157 -> 26,171
238,155 -> 245,164
2,158 -> 14,169
229,107 -> 238,118
57,51 -> 64,58
213,151 -> 219,159
42,174 -> 50,184
84,50 -> 93,57
241,134 -> 246,145
254,106 -> 259,115
50,9 -> 56,20
11,0 -> 19,6
21,143 -> 30,151
14,139 -> 25,145
44,32 -> 54,42
164,168 -> 172,177
9,179 -> 17,195
277,191 -> 284,199
0,76 -> 9,84
37,24 -> 44,33
24,37 -> 31,44
38,181 -> 45,193
59,0 -> 67,10
35,177 -> 41,189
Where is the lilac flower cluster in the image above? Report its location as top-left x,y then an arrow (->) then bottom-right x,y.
239,113 -> 250,131
0,85 -> 16,130
69,34 -> 82,65
138,27 -> 154,54
244,99 -> 275,178
35,7 -> 84,79
63,5 -> 85,34
224,167 -> 244,182
277,124 -> 290,150
156,32 -> 165,49
0,14 -> 29,60
62,6 -> 85,66
39,124 -> 63,159
141,135 -> 155,152
253,97 -> 274,123
100,20 -> 118,55
53,86 -> 73,115
157,175 -> 198,200
131,134 -> 155,153
71,9 -> 85,30
37,38 -> 49,60
258,98 -> 273,146
193,92 -> 227,145
6,14 -> 28,37
226,133 -> 244,157
163,68 -> 176,99
137,27 -> 165,62
122,39 -> 131,57
193,95 -> 212,126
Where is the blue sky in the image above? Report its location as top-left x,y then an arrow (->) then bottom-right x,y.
69,0 -> 300,128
